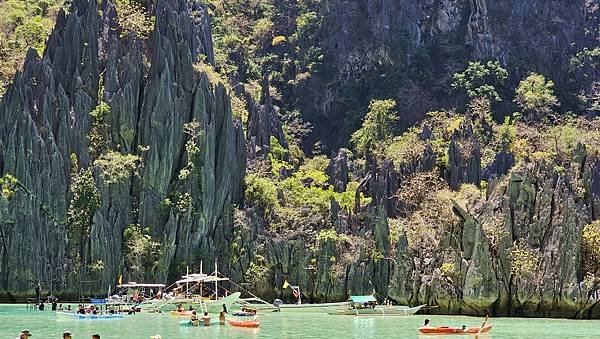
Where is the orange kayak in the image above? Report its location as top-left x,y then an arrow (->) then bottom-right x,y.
228,319 -> 260,328
418,325 -> 492,334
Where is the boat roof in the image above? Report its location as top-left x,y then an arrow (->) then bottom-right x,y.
117,282 -> 166,288
349,295 -> 377,303
176,274 -> 229,284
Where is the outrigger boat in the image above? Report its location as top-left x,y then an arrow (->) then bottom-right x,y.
138,261 -> 240,314
56,311 -> 124,320
236,280 -> 349,312
324,295 -> 426,316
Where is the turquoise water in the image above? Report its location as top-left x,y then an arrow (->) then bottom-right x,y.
1,304 -> 599,338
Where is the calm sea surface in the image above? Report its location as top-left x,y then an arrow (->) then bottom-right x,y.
1,304 -> 599,338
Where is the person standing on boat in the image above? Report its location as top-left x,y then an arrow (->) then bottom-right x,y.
34,283 -> 40,305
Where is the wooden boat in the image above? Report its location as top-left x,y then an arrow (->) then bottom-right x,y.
418,325 -> 493,334
138,262 -> 240,314
238,297 -> 349,313
56,311 -> 124,320
228,319 -> 260,328
325,295 -> 426,316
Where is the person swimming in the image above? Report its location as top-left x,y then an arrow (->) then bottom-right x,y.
423,319 -> 431,327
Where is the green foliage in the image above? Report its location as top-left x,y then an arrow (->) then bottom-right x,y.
0,0 -> 63,97
88,83 -> 111,158
452,60 -> 508,102
271,35 -> 286,46
0,173 -> 19,200
122,224 -> 162,280
67,164 -> 101,265
440,262 -> 455,277
179,121 -> 203,180
115,0 -> 153,38
245,173 -> 279,213
385,128 -> 425,170
316,229 -> 348,244
582,220 -> 600,276
193,60 -> 250,122
244,254 -> 269,292
351,99 -> 397,156
497,116 -> 516,152
508,244 -> 540,281
94,151 -> 139,185
514,73 -> 559,119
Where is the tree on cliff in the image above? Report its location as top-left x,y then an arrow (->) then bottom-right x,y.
514,73 -> 559,120
351,99 -> 397,156
452,61 -> 508,103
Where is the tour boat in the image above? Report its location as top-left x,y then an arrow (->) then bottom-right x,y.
56,311 -> 124,320
324,295 -> 426,316
138,261 -> 240,314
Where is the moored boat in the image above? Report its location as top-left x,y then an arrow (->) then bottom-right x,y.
325,295 -> 426,316
56,311 -> 124,320
418,325 -> 493,334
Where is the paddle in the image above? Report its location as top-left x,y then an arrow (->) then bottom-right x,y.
476,315 -> 489,337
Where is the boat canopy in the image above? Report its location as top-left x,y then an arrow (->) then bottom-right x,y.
175,274 -> 228,284
349,295 -> 377,303
117,283 -> 166,288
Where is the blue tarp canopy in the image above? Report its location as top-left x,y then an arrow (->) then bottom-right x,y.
349,295 -> 377,303
88,298 -> 107,304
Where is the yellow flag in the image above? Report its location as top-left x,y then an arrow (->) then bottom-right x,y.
118,275 -> 122,285
282,280 -> 290,289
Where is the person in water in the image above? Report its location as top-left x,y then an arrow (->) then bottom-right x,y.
92,335 -> 100,339
66,305 -> 72,311
58,304 -> 63,311
202,312 -> 211,326
63,331 -> 72,339
423,319 -> 431,327
219,304 -> 227,325
52,300 -> 58,311
17,329 -> 31,338
462,325 -> 467,332
190,310 -> 199,325
38,301 -> 45,311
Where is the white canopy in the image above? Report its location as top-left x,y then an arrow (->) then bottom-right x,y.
117,282 -> 166,288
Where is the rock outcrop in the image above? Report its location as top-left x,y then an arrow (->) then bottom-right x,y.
0,0 -> 245,293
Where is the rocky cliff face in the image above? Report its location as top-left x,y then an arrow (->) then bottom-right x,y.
0,0 -> 244,293
299,0 -> 599,150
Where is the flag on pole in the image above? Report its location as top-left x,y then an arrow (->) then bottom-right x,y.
282,280 -> 290,289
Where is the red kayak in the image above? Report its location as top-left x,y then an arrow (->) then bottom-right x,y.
228,319 -> 260,328
418,325 -> 492,334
